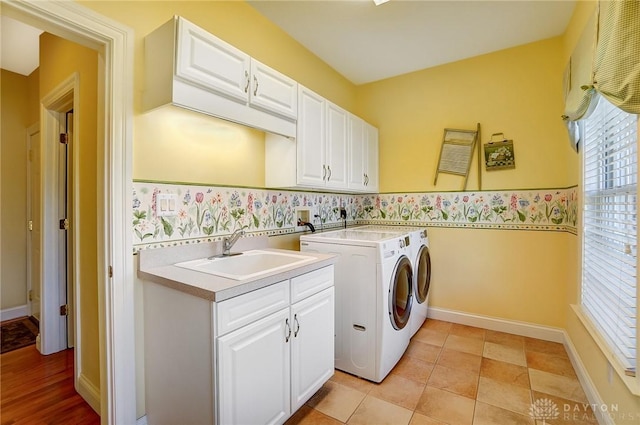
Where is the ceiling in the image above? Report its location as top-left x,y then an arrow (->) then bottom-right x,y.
248,0 -> 576,85
0,15 -> 42,76
1,1 -> 576,84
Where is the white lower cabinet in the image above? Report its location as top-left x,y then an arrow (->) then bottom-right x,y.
217,287 -> 334,425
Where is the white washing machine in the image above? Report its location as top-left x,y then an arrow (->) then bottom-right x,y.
407,227 -> 431,336
354,225 -> 431,337
300,229 -> 413,383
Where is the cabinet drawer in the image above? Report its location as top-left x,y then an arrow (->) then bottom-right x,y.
291,266 -> 334,303
217,280 -> 289,336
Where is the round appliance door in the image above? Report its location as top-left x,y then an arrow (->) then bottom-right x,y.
415,245 -> 432,305
389,255 -> 413,330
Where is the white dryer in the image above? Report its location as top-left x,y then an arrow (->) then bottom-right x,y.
300,229 -> 413,383
406,227 -> 431,336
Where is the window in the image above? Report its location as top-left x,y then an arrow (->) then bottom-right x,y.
582,95 -> 638,375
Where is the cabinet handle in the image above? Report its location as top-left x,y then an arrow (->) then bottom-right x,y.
294,314 -> 300,337
253,75 -> 259,96
322,165 -> 327,181
327,166 -> 332,181
244,70 -> 250,93
365,173 -> 369,185
285,318 -> 292,342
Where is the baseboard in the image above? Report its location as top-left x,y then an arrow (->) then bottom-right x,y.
136,415 -> 148,425
0,305 -> 28,322
76,373 -> 101,415
562,331 -> 612,425
427,307 -> 565,343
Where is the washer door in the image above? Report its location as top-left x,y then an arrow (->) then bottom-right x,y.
415,245 -> 432,305
389,255 -> 413,330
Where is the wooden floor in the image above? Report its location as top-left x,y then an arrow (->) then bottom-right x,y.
1,345 -> 100,425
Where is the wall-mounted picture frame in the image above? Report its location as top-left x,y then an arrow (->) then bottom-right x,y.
484,133 -> 515,170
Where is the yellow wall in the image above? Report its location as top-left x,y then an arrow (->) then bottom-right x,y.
80,0 -> 357,186
0,70 -> 29,310
39,33 -> 101,389
357,36 -> 574,193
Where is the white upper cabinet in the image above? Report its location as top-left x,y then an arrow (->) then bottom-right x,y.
296,87 -> 327,187
250,59 -> 298,120
144,16 -> 297,138
176,17 -> 250,104
348,115 -> 379,192
325,102 -> 349,189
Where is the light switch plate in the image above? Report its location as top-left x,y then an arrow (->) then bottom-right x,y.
156,193 -> 178,217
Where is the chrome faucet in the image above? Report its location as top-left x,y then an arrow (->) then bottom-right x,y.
222,228 -> 245,256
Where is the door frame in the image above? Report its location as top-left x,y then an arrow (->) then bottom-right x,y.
25,122 -> 39,318
2,1 -> 135,423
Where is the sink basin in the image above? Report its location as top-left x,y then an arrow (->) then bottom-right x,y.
174,250 -> 315,280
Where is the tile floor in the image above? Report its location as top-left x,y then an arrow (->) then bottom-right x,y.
286,319 -> 599,425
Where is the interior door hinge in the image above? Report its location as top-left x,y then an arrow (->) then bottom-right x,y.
108,266 -> 113,278
59,218 -> 69,230
60,133 -> 69,144
28,220 -> 33,231
28,149 -> 33,161
60,304 -> 69,316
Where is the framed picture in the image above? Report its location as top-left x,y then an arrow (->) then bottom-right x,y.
484,136 -> 515,170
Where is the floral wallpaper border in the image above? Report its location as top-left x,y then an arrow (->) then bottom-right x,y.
133,182 -> 578,251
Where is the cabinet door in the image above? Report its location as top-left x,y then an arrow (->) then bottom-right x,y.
218,308 -> 291,425
325,102 -> 349,189
297,87 -> 327,187
348,115 -> 366,191
364,123 -> 379,192
250,59 -> 298,120
290,287 -> 335,411
176,17 -> 250,104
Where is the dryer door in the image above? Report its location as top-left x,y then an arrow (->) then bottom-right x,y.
415,245 -> 432,305
389,255 -> 413,330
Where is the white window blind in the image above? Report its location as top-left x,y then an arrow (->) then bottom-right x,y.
582,95 -> 638,375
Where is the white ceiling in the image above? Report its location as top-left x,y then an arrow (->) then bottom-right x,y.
248,0 -> 576,85
1,15 -> 42,76
0,1 -> 576,84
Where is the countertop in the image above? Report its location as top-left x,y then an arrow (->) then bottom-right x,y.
137,236 -> 336,302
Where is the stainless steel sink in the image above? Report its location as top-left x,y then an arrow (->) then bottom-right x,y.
174,250 -> 315,280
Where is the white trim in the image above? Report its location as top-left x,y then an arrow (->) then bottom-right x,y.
136,416 -> 148,425
563,329 -> 615,425
427,307 -> 565,343
2,2 -> 135,424
0,305 -> 29,322
77,372 -> 101,415
25,122 -> 40,320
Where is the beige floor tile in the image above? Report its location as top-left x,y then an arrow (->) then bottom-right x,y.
531,391 -> 599,424
330,369 -> 375,394
409,412 -> 449,425
528,369 -> 588,404
483,341 -> 527,366
449,323 -> 486,340
476,376 -> 532,416
405,339 -> 442,364
285,405 -> 344,425
437,348 -> 482,374
427,364 -> 479,399
443,334 -> 484,356
415,386 -> 475,425
480,357 -> 530,389
485,330 -> 525,349
420,319 -> 452,334
369,373 -> 426,410
347,395 -> 413,425
524,338 -> 568,357
390,354 -> 434,384
306,380 -> 366,422
526,351 -> 577,378
473,401 -> 535,425
413,328 -> 448,347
